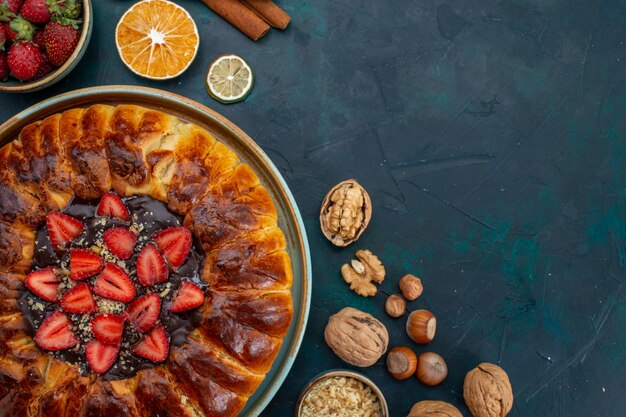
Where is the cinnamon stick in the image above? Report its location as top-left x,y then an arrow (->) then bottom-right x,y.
200,0 -> 270,41
242,0 -> 291,30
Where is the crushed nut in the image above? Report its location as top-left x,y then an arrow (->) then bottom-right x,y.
341,250 -> 385,297
320,179 -> 372,247
300,376 -> 382,417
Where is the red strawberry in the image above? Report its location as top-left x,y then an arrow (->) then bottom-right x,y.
69,249 -> 103,281
103,228 -> 137,260
34,310 -> 78,351
0,0 -> 24,16
43,19 -> 78,67
93,263 -> 136,303
25,267 -> 60,302
169,281 -> 204,313
136,244 -> 168,287
20,0 -> 50,24
85,340 -> 119,374
132,324 -> 168,362
45,212 -> 84,252
32,27 -> 43,47
96,192 -> 130,222
34,50 -> 51,78
7,40 -> 41,80
60,282 -> 97,314
2,22 -> 15,42
0,23 -> 6,48
152,227 -> 191,269
125,293 -> 161,333
8,15 -> 35,40
91,314 -> 124,345
0,52 -> 8,81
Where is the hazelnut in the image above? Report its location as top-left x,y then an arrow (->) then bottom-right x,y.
399,274 -> 423,301
406,309 -> 436,344
386,346 -> 417,380
416,352 -> 448,386
385,294 -> 406,317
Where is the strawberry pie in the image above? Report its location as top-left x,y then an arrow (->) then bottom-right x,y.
0,104 -> 294,417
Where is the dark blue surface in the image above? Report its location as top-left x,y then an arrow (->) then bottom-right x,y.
1,0 -> 625,416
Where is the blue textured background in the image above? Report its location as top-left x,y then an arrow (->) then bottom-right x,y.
1,0 -> 625,415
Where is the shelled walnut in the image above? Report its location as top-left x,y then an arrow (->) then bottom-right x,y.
324,307 -> 389,367
464,363 -> 513,417
320,179 -> 372,246
340,249 -> 385,297
408,400 -> 463,417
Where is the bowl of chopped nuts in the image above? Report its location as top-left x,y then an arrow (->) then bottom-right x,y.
296,370 -> 388,417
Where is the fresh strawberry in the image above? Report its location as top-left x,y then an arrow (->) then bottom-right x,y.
60,282 -> 97,314
34,310 -> 78,351
8,15 -> 35,40
85,340 -> 119,374
25,267 -> 60,302
96,192 -> 130,222
32,26 -> 43,47
34,50 -> 51,78
2,22 -> 14,42
0,0 -> 23,20
152,227 -> 192,269
0,51 -> 7,81
0,23 -> 6,48
69,249 -> 103,281
20,0 -> 50,24
103,227 -> 137,260
7,40 -> 41,80
132,324 -> 168,362
93,263 -> 136,303
43,19 -> 78,67
136,244 -> 168,287
125,293 -> 161,333
45,211 -> 84,252
169,281 -> 204,313
91,314 -> 124,345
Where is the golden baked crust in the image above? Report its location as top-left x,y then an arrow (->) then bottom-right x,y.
0,104 -> 294,417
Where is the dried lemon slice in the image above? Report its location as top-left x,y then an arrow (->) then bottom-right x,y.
206,55 -> 254,104
115,0 -> 199,80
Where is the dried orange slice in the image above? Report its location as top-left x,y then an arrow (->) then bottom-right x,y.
115,0 -> 199,80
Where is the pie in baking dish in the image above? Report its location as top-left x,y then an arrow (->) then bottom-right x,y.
0,104 -> 293,417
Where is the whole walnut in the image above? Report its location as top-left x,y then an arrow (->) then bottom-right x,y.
324,307 -> 389,367
408,401 -> 463,417
464,363 -> 513,417
320,179 -> 372,246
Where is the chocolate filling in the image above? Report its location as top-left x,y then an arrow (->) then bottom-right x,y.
20,195 -> 206,380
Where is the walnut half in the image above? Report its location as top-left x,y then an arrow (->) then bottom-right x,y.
320,179 -> 372,247
341,249 -> 385,297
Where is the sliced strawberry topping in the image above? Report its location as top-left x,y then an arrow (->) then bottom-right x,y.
132,324 -> 169,362
46,212 -> 84,252
152,227 -> 191,269
96,192 -> 130,222
85,340 -> 120,374
136,244 -> 168,287
91,314 -> 125,345
169,281 -> 205,313
69,249 -> 103,281
93,263 -> 136,303
125,293 -> 161,333
59,283 -> 97,314
25,268 -> 60,302
34,310 -> 79,351
103,228 -> 137,260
